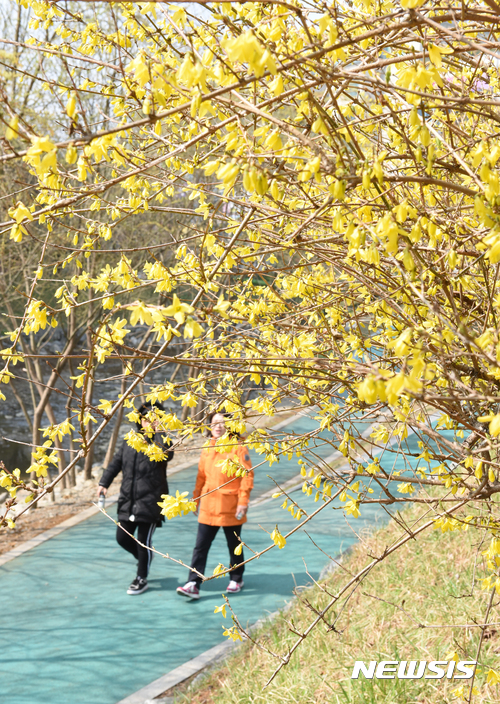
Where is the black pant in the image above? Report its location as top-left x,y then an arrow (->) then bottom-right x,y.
116,520 -> 156,580
188,523 -> 244,587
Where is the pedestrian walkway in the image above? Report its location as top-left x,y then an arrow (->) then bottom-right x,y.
0,416 -> 438,704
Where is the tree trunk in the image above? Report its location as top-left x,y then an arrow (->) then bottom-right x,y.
181,365 -> 194,423
30,329 -> 76,491
83,372 -> 95,480
83,285 -> 95,480
8,379 -> 33,431
65,362 -> 77,487
46,402 -> 66,498
102,372 -> 127,469
137,326 -> 154,401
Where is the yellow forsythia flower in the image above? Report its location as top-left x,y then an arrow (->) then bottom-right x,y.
158,491 -> 197,519
271,527 -> 286,549
222,625 -> 243,641
214,604 -> 227,618
66,93 -> 77,119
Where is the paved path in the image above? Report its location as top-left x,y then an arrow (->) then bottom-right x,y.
0,416 -> 428,704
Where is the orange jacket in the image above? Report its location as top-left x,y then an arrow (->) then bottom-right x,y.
193,438 -> 253,526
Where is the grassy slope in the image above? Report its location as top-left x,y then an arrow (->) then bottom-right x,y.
175,500 -> 500,704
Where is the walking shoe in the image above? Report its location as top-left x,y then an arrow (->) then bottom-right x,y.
176,581 -> 200,600
226,580 -> 243,594
127,577 -> 148,595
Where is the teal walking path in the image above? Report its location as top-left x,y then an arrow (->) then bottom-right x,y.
0,417 -> 432,704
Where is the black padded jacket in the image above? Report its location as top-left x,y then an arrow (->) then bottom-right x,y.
99,434 -> 173,524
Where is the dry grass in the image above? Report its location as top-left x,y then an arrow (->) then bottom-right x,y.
172,499 -> 500,704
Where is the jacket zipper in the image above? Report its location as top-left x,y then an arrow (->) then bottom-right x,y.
130,450 -> 137,518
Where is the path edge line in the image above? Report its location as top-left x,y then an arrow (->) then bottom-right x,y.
117,551 -> 349,704
115,640 -> 238,704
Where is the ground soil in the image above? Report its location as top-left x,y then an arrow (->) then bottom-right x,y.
0,477 -> 99,555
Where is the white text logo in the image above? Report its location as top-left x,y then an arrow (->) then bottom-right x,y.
351,661 -> 476,680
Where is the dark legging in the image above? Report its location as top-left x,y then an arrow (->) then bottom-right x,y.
188,523 -> 244,587
116,520 -> 156,579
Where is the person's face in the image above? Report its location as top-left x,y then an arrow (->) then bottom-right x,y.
211,413 -> 226,439
141,417 -> 158,432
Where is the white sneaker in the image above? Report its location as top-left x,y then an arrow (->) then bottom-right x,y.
176,581 -> 200,600
226,580 -> 243,593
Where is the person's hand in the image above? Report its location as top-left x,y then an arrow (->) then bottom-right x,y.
97,486 -> 107,499
235,505 -> 247,519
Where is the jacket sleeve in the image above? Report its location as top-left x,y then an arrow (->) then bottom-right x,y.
99,442 -> 124,488
237,444 -> 253,506
193,450 -> 207,502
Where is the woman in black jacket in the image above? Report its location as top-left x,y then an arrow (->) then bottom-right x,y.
97,401 -> 173,595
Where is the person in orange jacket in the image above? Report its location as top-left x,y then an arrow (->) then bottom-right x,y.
176,412 -> 253,599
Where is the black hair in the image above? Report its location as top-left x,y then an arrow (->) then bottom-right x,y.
207,411 -> 241,438
136,400 -> 164,431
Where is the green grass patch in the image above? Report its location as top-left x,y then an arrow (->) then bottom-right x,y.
174,499 -> 500,704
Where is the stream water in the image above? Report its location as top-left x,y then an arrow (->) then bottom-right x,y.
0,356 -> 180,477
